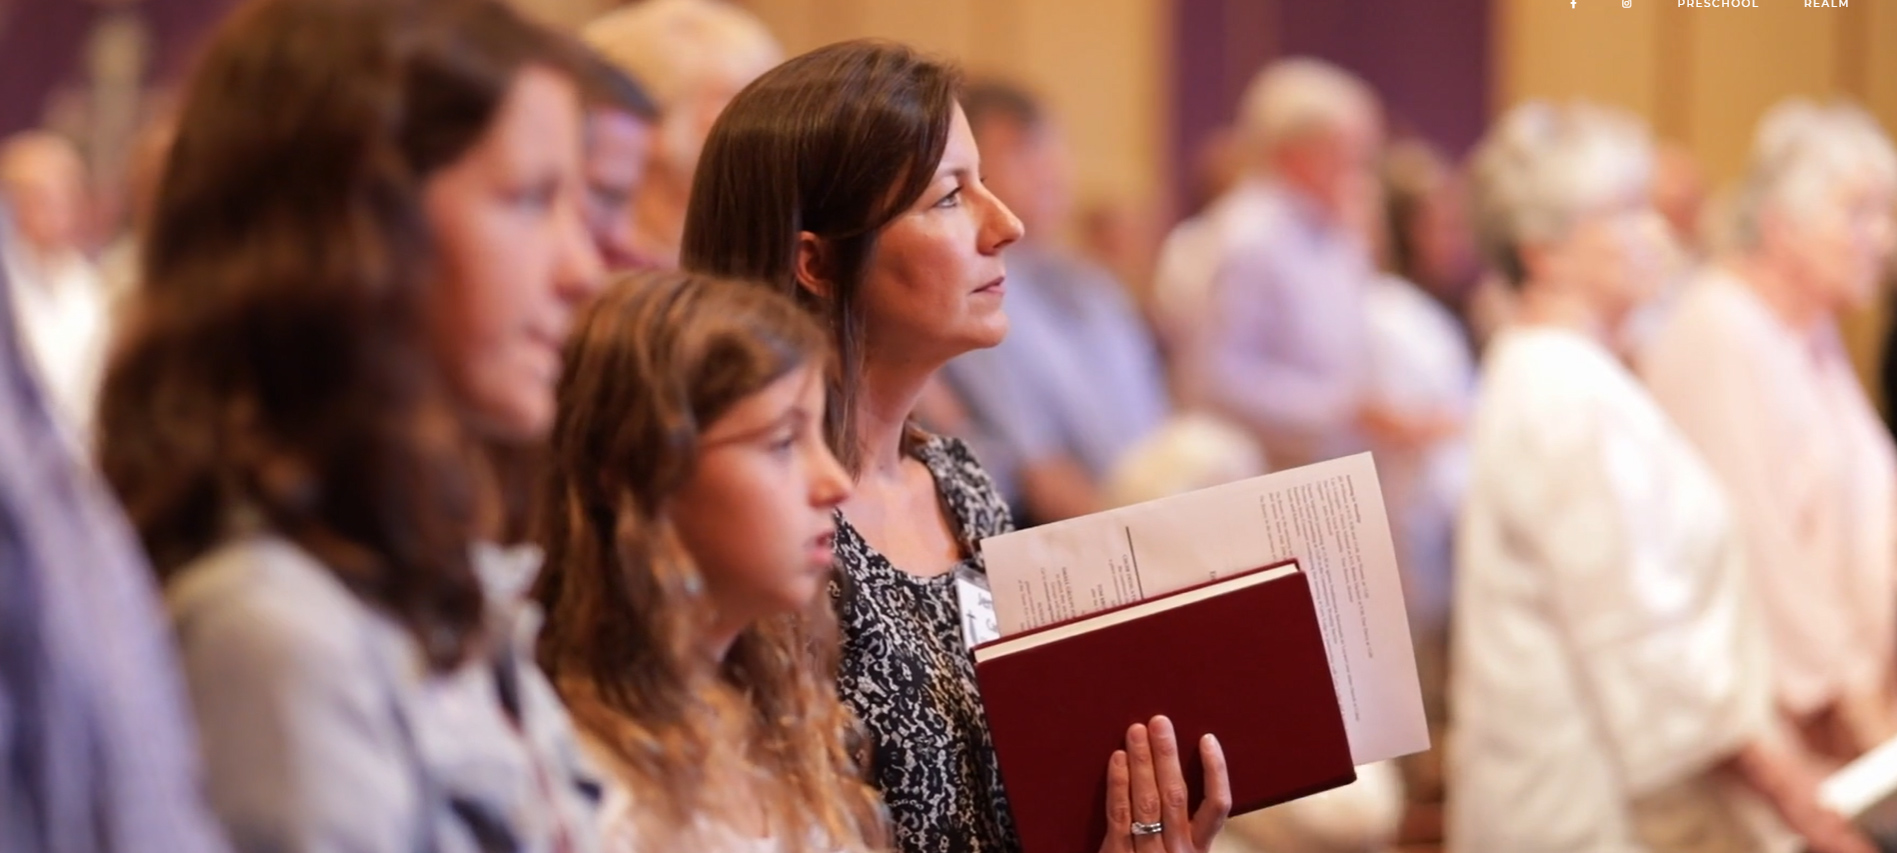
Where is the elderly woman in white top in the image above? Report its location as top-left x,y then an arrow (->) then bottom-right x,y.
1642,101 -> 1897,766
1450,101 -> 1869,853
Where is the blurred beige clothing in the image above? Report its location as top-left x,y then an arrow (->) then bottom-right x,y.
1451,326 -> 1787,853
1641,267 -> 1897,722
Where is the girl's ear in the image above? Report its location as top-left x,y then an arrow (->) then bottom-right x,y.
795,231 -> 833,300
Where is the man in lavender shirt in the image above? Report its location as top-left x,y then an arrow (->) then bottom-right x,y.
0,222 -> 228,853
1161,59 -> 1449,470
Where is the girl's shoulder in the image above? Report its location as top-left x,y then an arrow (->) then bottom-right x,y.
164,534 -> 389,679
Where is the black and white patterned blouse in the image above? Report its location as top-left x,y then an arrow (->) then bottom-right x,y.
831,433 -> 1021,853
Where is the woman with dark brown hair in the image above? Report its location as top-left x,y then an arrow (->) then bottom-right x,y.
534,270 -> 883,852
96,0 -> 605,849
682,39 -> 1231,853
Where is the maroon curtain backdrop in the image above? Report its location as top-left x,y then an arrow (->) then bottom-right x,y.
0,0 -> 238,139
1170,0 -> 1490,218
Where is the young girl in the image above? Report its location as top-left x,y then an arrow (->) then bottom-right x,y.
533,270 -> 885,853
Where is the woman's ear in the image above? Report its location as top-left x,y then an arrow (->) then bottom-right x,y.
795,231 -> 833,301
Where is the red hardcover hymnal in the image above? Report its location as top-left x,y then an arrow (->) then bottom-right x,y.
973,561 -> 1355,853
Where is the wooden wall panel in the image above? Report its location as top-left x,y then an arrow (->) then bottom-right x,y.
1496,0 -> 1893,182
1495,0 -> 1663,127
1012,0 -> 1167,208
1683,7 -> 1838,180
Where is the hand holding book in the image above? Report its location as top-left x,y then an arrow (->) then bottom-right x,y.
975,563 -> 1356,853
976,454 -> 1431,853
1098,716 -> 1230,853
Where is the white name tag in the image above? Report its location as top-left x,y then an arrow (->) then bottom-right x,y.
954,566 -> 1001,650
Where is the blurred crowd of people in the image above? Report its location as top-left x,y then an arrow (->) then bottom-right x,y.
8,0 -> 1897,852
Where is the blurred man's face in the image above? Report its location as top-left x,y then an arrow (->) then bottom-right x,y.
1275,116 -> 1381,228
1,145 -> 87,254
970,115 -> 1071,242
582,107 -> 655,270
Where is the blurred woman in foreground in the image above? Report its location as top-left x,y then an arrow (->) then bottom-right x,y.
98,0 -> 605,848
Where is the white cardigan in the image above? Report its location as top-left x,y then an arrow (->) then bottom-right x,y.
1449,326 -> 1788,853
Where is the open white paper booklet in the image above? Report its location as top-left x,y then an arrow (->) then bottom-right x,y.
978,452 -> 1430,766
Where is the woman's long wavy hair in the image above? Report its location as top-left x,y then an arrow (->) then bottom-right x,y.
97,0 -> 584,668
533,270 -> 886,852
679,39 -> 960,475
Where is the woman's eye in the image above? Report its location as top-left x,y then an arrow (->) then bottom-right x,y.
934,187 -> 963,209
589,186 -> 628,210
511,180 -> 559,210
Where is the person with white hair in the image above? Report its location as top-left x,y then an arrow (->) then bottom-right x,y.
1451,100 -> 1868,853
1156,58 -> 1452,474
1,130 -> 108,442
1642,99 -> 1897,766
582,0 -> 781,269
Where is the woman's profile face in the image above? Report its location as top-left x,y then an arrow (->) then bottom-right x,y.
1785,177 -> 1897,313
1555,191 -> 1670,327
856,103 -> 1025,367
424,64 -> 605,441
